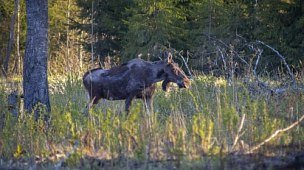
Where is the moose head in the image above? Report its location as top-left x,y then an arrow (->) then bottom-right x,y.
160,53 -> 190,91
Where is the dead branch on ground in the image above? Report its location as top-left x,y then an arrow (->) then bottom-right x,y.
245,114 -> 304,154
231,114 -> 246,152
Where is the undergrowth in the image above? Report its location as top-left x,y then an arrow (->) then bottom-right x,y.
0,75 -> 303,169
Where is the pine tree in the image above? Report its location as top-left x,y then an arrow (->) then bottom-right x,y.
123,0 -> 189,61
76,0 -> 132,65
23,0 -> 51,118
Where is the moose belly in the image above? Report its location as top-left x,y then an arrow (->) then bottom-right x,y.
102,90 -> 128,100
97,78 -> 151,100
100,88 -> 147,100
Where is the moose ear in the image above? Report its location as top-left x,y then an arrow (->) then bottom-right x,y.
167,52 -> 173,64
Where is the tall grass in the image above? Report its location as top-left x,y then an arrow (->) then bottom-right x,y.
0,75 -> 303,168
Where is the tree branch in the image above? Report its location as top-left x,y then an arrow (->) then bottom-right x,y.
231,114 -> 246,151
178,50 -> 193,78
246,114 -> 304,154
256,40 -> 296,86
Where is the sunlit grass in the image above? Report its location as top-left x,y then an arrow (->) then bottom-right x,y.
0,75 -> 303,168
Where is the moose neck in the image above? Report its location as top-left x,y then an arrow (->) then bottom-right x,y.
151,61 -> 167,84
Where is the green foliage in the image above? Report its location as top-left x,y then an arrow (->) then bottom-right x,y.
191,112 -> 214,154
64,151 -> 83,167
0,0 -> 27,75
0,75 -> 304,168
72,0 -> 304,72
1,0 -> 303,77
123,0 -> 189,60
76,0 -> 132,61
0,0 -> 14,23
233,0 -> 304,68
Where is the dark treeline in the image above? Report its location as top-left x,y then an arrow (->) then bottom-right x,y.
0,0 -> 303,76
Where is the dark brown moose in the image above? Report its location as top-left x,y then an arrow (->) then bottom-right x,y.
83,54 -> 190,113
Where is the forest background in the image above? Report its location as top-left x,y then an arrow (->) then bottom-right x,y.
1,0 -> 303,76
0,0 -> 304,169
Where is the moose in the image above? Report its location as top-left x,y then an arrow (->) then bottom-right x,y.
83,53 -> 190,114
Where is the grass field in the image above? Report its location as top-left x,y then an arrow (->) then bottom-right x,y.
0,75 -> 303,169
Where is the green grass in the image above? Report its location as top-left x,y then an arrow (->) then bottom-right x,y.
0,75 -> 303,169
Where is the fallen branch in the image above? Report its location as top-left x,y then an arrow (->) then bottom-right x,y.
246,114 -> 304,154
231,114 -> 246,151
217,46 -> 227,72
253,48 -> 263,78
208,35 -> 249,66
256,40 -> 296,86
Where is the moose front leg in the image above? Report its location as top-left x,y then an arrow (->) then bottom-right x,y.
84,95 -> 99,115
85,96 -> 96,109
162,79 -> 170,91
125,95 -> 135,114
143,96 -> 153,114
141,85 -> 156,114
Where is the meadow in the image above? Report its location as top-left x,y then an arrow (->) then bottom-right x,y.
0,75 -> 303,169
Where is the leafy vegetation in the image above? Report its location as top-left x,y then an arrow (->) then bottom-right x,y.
0,0 -> 304,169
0,75 -> 303,169
1,0 -> 303,76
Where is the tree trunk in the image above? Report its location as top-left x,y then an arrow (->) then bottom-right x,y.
3,0 -> 19,75
14,0 -> 21,74
91,0 -> 94,68
67,0 -> 70,71
23,0 -> 51,118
